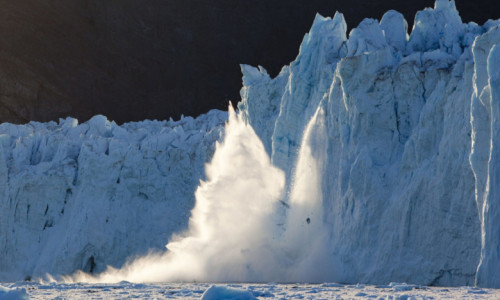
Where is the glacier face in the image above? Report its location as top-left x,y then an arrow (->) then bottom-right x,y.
470,25 -> 500,288
0,112 -> 226,281
239,0 -> 499,287
1,0 -> 500,288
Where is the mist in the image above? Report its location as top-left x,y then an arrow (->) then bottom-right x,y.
58,102 -> 337,284
57,106 -> 326,283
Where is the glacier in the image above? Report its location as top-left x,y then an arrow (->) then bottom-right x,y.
239,0 -> 500,287
0,112 -> 226,281
1,0 -> 500,288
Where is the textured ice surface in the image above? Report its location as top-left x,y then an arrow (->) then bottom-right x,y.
470,25 -> 500,288
2,0 -> 500,288
0,111 -> 226,281
2,282 -> 500,300
201,285 -> 256,300
0,285 -> 28,300
238,0 -> 500,287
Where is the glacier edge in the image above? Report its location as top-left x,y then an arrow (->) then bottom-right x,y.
1,0 -> 500,288
239,0 -> 499,287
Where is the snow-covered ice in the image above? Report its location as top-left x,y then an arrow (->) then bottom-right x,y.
1,281 -> 500,300
201,285 -> 256,300
1,0 -> 500,291
0,285 -> 28,300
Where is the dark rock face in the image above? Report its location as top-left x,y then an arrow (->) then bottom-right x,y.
0,0 -> 498,123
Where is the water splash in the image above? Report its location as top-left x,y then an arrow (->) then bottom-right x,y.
65,103 -> 330,283
281,103 -> 335,282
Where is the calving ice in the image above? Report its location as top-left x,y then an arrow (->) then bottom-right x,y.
1,0 -> 500,288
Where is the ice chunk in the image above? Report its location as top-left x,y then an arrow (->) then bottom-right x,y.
240,64 -> 269,86
238,65 -> 289,155
201,286 -> 256,300
271,12 -> 347,177
408,0 -> 464,57
0,286 -> 29,300
380,10 -> 408,53
86,115 -> 112,137
347,18 -> 388,56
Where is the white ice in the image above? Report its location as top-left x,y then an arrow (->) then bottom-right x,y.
1,281 -> 500,300
1,0 -> 500,290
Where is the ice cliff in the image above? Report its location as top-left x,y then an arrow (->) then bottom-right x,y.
1,0 -> 500,288
239,0 -> 500,287
0,111 -> 226,281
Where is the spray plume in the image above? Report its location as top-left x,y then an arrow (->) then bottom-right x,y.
63,104 -> 331,283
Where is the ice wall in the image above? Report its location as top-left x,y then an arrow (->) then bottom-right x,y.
2,0 -> 500,288
470,25 -> 500,288
239,0 -> 499,287
0,111 -> 226,281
